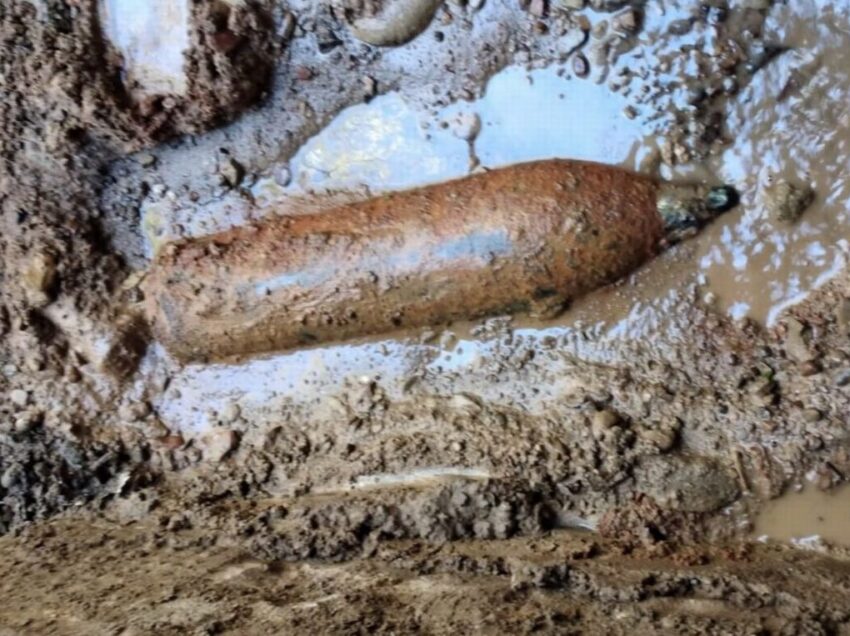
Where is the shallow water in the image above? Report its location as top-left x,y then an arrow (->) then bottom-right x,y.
754,483 -> 850,548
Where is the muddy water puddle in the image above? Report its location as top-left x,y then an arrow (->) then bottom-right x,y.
755,484 -> 850,548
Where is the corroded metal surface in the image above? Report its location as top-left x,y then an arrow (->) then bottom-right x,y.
145,160 -> 668,361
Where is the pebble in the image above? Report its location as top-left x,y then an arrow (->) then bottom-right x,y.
611,8 -> 639,35
529,0 -> 547,17
765,179 -> 814,223
349,0 -> 443,47
294,65 -> 314,81
362,75 -> 377,100
559,0 -> 585,8
799,360 -> 822,377
22,251 -> 57,297
835,297 -> 850,335
591,409 -> 621,432
802,408 -> 822,423
836,368 -> 850,387
273,165 -> 291,187
9,389 -> 28,408
0,465 -> 21,489
14,411 -> 40,433
572,53 -> 590,78
783,318 -> 812,363
220,401 -> 242,423
201,429 -> 239,463
278,11 -> 296,41
136,153 -> 157,168
219,158 -> 244,188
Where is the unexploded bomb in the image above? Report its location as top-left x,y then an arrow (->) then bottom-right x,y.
144,159 -> 737,362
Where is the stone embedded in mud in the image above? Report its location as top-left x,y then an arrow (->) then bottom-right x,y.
348,0 -> 443,46
43,300 -> 149,381
591,409 -> 622,433
765,179 -> 815,224
637,420 -> 680,453
836,298 -> 850,336
528,0 -> 548,18
22,251 -> 57,306
9,389 -> 29,409
611,8 -> 640,35
783,318 -> 813,363
635,455 -> 740,513
98,0 -> 191,98
200,429 -> 239,463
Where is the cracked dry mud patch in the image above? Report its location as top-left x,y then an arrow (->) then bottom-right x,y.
3,0 -> 850,633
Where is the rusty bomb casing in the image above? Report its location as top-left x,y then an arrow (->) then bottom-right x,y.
144,159 -> 737,362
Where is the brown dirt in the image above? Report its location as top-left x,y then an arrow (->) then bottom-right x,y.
3,0 -> 850,633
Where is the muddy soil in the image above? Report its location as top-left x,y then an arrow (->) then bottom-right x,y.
3,0 -> 850,632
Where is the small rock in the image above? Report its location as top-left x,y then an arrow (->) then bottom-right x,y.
765,179 -> 814,223
468,0 -> 485,10
279,11 -> 296,41
315,23 -> 342,53
273,165 -> 291,187
362,75 -> 377,100
636,455 -> 739,513
802,408 -> 822,423
220,401 -> 242,423
591,409 -> 621,433
799,360 -> 822,377
528,0 -> 547,17
22,251 -> 57,299
201,429 -> 239,463
611,7 -> 639,34
136,153 -> 157,168
639,421 -> 679,452
157,434 -> 185,451
220,158 -> 244,188
294,65 -> 314,81
0,464 -> 22,489
9,389 -> 28,408
836,297 -> 850,335
572,52 -> 590,77
783,318 -> 812,362
835,368 -> 850,387
667,18 -> 692,35
211,29 -> 241,53
13,410 -> 41,433
559,0 -> 585,8
349,0 -> 443,47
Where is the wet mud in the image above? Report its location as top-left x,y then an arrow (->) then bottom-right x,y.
4,0 -> 850,631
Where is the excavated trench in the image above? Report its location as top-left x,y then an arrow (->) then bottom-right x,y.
2,0 -> 850,632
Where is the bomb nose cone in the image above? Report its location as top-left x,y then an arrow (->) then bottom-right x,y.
657,181 -> 741,242
706,185 -> 740,214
